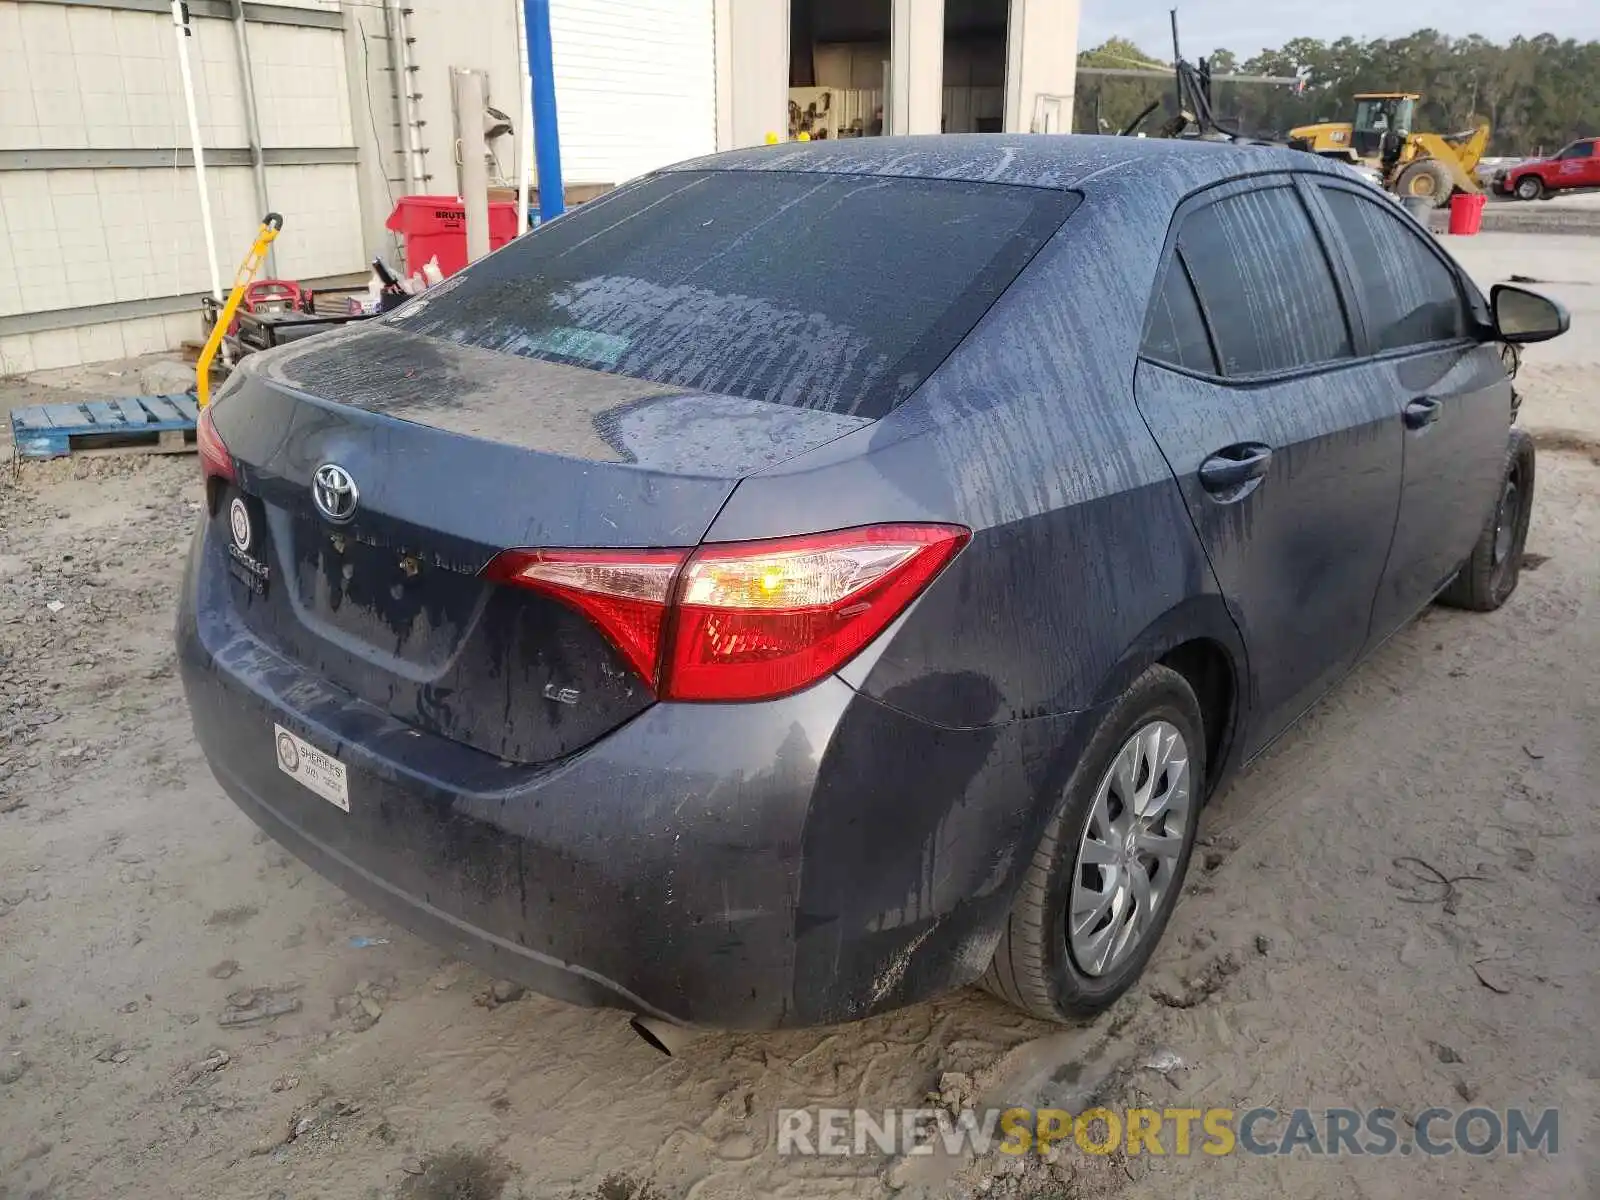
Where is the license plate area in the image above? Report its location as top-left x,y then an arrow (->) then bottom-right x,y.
273,724 -> 349,812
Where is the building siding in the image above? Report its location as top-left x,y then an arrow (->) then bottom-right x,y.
0,0 -> 362,370
549,0 -> 717,187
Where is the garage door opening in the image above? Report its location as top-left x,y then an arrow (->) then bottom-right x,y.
787,0 -> 1012,137
789,0 -> 890,138
943,0 -> 1008,132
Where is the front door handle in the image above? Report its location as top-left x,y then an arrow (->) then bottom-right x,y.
1404,397 -> 1443,429
1198,443 -> 1274,494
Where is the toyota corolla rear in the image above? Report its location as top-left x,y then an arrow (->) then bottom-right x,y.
177,164 -> 1078,1028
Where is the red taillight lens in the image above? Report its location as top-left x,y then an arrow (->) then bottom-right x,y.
665,524 -> 969,700
197,406 -> 236,482
482,548 -> 689,685
481,524 -> 969,702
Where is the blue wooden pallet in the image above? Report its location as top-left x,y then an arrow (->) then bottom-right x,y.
10,393 -> 200,460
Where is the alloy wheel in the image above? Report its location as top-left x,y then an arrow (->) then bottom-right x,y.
1068,720 -> 1192,977
1493,473 -> 1520,567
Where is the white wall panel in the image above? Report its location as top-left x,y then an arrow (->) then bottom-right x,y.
0,6 -> 248,151
0,1 -> 364,368
403,0 -> 524,194
398,0 -> 716,194
1004,0 -> 1080,132
550,0 -> 716,185
0,0 -> 752,368
1,312 -> 191,374
262,164 -> 365,279
0,162 -> 365,318
250,23 -> 353,148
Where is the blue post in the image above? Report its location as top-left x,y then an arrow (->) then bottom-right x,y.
523,0 -> 564,222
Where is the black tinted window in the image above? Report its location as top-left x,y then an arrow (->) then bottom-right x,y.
1142,255 -> 1217,374
1319,187 -> 1467,351
1179,187 -> 1352,376
388,171 -> 1076,418
1558,142 -> 1593,159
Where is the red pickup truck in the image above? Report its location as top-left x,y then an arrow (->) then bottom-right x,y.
1493,138 -> 1600,200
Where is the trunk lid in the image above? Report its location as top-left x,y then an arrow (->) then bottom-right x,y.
208,323 -> 869,764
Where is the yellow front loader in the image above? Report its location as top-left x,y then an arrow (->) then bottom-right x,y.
1289,93 -> 1490,207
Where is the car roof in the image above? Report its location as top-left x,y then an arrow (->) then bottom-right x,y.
669,133 -> 1344,196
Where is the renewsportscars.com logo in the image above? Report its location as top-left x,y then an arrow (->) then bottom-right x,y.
777,1106 -> 1561,1159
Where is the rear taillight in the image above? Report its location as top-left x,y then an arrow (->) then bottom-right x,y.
483,548 -> 688,685
482,524 -> 969,702
666,525 -> 969,700
197,407 -> 236,482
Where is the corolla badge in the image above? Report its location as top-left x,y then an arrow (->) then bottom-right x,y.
311,463 -> 359,523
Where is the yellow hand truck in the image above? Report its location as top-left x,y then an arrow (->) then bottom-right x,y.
196,212 -> 283,408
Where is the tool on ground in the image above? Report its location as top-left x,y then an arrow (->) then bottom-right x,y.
367,256 -> 418,312
202,278 -> 313,342
197,212 -> 283,408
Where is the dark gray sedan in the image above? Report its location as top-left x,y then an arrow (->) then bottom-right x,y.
179,136 -> 1566,1033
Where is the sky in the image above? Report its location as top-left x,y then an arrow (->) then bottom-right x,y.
1078,0 -> 1600,60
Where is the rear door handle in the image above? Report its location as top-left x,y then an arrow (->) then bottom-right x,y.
1404,397 -> 1443,429
1198,443 -> 1273,494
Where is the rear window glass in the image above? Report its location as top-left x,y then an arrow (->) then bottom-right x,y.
387,171 -> 1078,418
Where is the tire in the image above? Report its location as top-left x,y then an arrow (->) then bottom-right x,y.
981,665 -> 1205,1020
1396,159 -> 1454,208
1438,428 -> 1535,612
1515,175 -> 1544,201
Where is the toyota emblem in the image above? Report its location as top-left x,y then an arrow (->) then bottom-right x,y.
311,463 -> 359,524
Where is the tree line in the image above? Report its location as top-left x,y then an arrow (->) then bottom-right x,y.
1075,32 -> 1600,156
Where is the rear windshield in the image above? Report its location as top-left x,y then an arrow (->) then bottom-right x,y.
387,170 -> 1078,419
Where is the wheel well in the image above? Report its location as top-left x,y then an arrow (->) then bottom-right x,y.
1159,640 -> 1235,794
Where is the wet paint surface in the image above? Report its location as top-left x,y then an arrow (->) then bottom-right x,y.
209,328 -> 873,762
181,137 -> 1517,1027
377,170 -> 1076,421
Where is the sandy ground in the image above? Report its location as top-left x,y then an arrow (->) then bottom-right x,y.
2,237 -> 1598,1200
1448,232 -> 1600,455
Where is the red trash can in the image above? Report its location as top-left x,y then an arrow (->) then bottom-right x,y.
1447,193 -> 1488,236
385,196 -> 522,278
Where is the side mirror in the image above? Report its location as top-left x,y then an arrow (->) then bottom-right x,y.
1491,284 -> 1569,344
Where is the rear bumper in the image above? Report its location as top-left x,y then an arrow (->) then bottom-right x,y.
177,521 -> 1094,1028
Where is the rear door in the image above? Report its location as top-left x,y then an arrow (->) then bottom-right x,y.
1134,177 -> 1403,754
1306,178 -> 1511,639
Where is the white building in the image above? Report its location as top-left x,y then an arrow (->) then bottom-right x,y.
0,0 -> 1079,373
